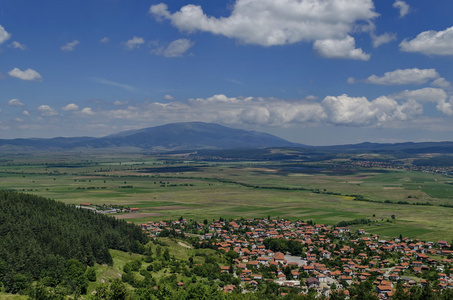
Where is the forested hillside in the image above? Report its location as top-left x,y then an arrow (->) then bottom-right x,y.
0,190 -> 148,295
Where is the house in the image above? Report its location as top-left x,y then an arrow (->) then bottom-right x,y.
306,277 -> 320,289
274,252 -> 285,264
220,266 -> 230,273
224,285 -> 236,293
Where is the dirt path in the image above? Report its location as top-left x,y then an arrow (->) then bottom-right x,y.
178,241 -> 192,249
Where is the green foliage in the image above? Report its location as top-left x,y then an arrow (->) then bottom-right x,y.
263,238 -> 304,256
89,279 -> 131,300
0,190 -> 149,295
86,267 -> 97,282
337,218 -> 373,227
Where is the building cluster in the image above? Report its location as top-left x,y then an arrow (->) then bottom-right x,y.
139,218 -> 453,299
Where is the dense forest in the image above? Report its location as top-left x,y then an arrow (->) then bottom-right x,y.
0,190 -> 149,296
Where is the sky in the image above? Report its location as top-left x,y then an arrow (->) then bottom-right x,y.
1,0 -> 453,145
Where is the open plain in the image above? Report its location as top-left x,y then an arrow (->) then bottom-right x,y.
1,150 -> 453,242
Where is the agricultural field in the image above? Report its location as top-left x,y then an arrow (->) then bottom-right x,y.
1,151 -> 453,242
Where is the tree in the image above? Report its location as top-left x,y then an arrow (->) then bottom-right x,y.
86,267 -> 97,282
392,281 -> 411,300
64,259 -> 88,295
110,279 -> 129,300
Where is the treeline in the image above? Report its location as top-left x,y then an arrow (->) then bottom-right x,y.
413,155 -> 453,167
263,238 -> 304,256
337,218 -> 373,227
353,195 -> 434,207
0,190 -> 149,295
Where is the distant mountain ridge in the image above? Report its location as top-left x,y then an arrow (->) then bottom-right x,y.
1,122 -> 453,154
0,122 -> 301,151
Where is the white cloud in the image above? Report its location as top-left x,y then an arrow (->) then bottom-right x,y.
164,95 -> 174,100
190,94 -> 243,104
22,110 -> 30,116
393,1 -> 410,18
365,68 -> 440,85
321,94 -> 421,126
9,41 -> 26,50
100,37 -> 110,43
62,103 -> 79,111
393,87 -> 447,103
8,99 -> 24,107
391,87 -> 453,117
99,93 -> 428,128
79,107 -> 95,115
60,40 -> 80,51
8,68 -> 42,81
436,98 -> 453,116
313,36 -> 370,60
371,32 -> 397,48
431,78 -> 452,89
400,26 -> 453,56
92,77 -> 136,91
125,36 -> 145,50
38,105 -> 58,117
0,25 -> 11,45
160,38 -> 194,57
150,0 -> 378,48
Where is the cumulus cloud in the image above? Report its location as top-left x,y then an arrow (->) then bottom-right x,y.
393,1 -> 410,18
98,93 -> 429,128
321,94 -> 420,126
62,103 -> 79,111
313,36 -> 370,60
8,68 -> 42,81
60,40 -> 80,51
8,99 -> 24,106
164,95 -> 174,100
371,32 -> 397,48
100,37 -> 110,43
125,36 -> 145,50
391,87 -> 453,117
38,105 -> 58,117
150,0 -> 378,48
159,38 -> 194,57
431,78 -> 452,89
79,107 -> 95,115
400,26 -> 453,55
436,98 -> 453,116
22,110 -> 30,116
393,87 -> 448,103
0,25 -> 11,45
9,41 -> 26,50
364,68 -> 440,85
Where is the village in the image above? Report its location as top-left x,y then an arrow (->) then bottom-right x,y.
139,217 -> 453,299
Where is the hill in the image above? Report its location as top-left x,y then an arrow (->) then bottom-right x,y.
0,191 -> 148,295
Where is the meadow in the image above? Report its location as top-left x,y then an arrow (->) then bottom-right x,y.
1,151 -> 453,242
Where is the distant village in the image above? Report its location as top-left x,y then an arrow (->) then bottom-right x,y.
139,217 -> 453,299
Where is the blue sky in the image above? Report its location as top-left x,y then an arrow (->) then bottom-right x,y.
1,0 -> 453,145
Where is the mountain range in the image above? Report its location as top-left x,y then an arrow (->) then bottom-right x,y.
1,122 -> 453,154
0,122 -> 300,152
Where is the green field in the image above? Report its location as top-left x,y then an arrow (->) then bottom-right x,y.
1,152 -> 453,242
